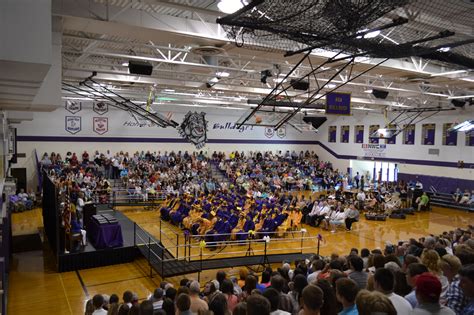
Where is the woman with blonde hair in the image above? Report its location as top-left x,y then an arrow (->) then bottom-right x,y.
356,290 -> 396,315
421,249 -> 449,300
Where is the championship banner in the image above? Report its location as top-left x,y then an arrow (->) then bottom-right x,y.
403,124 -> 415,145
362,143 -> 387,158
467,131 -> 474,147
326,92 -> 351,115
93,117 -> 109,135
369,125 -> 380,144
443,123 -> 457,146
354,125 -> 364,143
340,125 -> 350,143
422,123 -> 436,145
386,124 -> 397,145
328,126 -> 337,142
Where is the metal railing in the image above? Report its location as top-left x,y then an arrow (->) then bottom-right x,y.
105,189 -> 168,208
155,219 -> 315,262
133,222 -> 166,278
133,217 -> 319,279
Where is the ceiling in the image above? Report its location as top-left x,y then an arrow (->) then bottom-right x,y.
54,0 -> 474,118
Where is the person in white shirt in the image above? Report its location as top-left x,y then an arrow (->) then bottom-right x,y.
263,287 -> 291,315
329,208 -> 347,233
374,268 -> 412,315
307,201 -> 322,226
314,202 -> 330,227
320,206 -> 337,230
91,294 -> 107,315
76,192 -> 85,224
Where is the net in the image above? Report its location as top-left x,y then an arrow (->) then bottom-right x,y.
218,0 -> 474,69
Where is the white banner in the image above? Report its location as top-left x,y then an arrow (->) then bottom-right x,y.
362,143 -> 387,158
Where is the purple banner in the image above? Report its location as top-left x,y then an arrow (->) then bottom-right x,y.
422,123 -> 436,145
369,125 -> 380,144
326,92 -> 351,115
443,123 -> 457,146
340,125 -> 350,143
403,124 -> 415,145
467,131 -> 474,146
386,124 -> 397,144
328,126 -> 337,142
354,125 -> 364,143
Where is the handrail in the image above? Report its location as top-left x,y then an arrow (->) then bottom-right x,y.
187,230 -> 306,238
164,235 -> 315,249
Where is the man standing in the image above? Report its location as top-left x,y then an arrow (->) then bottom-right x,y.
354,172 -> 360,189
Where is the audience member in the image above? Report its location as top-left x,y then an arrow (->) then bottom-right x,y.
246,294 -> 271,315
373,268 -> 412,315
412,272 -> 455,315
335,278 -> 359,315
300,285 -> 324,315
404,263 -> 429,308
458,264 -> 474,315
92,294 -> 107,315
356,290 -> 396,315
176,294 -> 193,315
189,281 -> 209,314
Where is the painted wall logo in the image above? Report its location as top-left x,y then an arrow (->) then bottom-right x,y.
65,116 -> 81,134
277,126 -> 286,138
93,102 -> 108,115
65,100 -> 82,114
93,117 -> 108,135
178,111 -> 208,148
264,127 -> 275,138
212,122 -> 254,133
123,120 -> 159,128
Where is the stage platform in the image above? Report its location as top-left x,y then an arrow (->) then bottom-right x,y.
58,208 -> 138,272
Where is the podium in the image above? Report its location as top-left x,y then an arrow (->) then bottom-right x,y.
83,203 -> 97,230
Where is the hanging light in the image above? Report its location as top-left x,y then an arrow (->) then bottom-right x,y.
217,0 -> 248,14
364,30 -> 381,39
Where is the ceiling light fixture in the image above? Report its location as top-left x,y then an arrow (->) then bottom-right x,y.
217,0 -> 248,14
216,71 -> 230,78
121,62 -> 129,66
430,69 -> 469,77
273,78 -> 286,83
448,94 -> 474,99
437,47 -> 451,52
356,29 -> 380,39
364,30 -> 381,39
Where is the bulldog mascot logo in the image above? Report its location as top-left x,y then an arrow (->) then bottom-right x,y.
178,111 -> 208,148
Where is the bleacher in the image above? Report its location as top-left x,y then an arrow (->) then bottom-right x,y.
427,191 -> 473,212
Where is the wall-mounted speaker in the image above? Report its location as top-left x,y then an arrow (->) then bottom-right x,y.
372,89 -> 389,99
303,116 -> 327,129
290,79 -> 309,90
451,99 -> 466,108
128,60 -> 153,75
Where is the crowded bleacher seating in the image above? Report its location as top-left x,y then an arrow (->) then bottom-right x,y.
84,224 -> 474,315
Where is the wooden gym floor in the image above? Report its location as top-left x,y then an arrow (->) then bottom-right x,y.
7,204 -> 473,315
